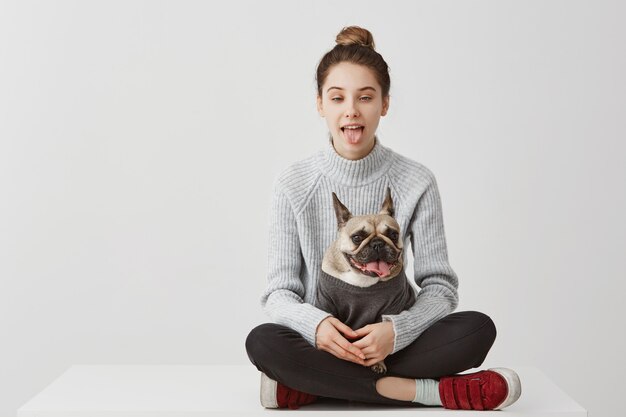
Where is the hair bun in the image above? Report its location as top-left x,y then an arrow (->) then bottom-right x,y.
335,26 -> 376,50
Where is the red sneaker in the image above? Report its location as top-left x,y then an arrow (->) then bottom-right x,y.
260,372 -> 318,410
439,367 -> 521,410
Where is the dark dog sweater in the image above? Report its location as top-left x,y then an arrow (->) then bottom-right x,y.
315,270 -> 417,330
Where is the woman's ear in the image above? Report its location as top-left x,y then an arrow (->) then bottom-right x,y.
317,95 -> 324,117
381,95 -> 390,116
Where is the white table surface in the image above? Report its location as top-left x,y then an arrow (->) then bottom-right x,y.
17,365 -> 587,416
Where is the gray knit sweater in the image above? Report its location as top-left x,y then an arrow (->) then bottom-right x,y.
260,136 -> 459,354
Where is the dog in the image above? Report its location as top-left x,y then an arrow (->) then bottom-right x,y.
316,187 -> 416,374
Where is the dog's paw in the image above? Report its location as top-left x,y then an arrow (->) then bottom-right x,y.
370,361 -> 387,374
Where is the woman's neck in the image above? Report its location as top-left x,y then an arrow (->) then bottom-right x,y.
330,136 -> 377,160
319,135 -> 392,186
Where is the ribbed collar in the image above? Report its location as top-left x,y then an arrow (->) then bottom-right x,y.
318,135 -> 393,186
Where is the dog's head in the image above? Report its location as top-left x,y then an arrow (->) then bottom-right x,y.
330,187 -> 403,281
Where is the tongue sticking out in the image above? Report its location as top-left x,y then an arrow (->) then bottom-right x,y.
343,127 -> 363,144
363,260 -> 391,278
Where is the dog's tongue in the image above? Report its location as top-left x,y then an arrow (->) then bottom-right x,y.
364,260 -> 391,277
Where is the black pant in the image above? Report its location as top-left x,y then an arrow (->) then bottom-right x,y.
245,311 -> 497,407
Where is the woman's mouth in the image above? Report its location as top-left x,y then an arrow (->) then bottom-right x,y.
341,125 -> 365,144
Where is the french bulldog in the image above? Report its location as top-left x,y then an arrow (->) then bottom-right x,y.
316,187 -> 416,374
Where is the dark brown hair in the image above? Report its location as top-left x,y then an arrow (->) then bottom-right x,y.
316,26 -> 390,98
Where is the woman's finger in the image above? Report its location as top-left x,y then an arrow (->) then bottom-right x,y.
334,335 -> 366,360
327,341 -> 365,365
357,345 -> 375,357
352,324 -> 373,337
351,334 -> 372,349
329,318 -> 359,339
363,357 -> 382,367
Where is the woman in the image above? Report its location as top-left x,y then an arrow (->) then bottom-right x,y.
245,25 -> 521,410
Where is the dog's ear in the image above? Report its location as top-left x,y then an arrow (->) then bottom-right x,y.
332,192 -> 352,229
379,187 -> 394,217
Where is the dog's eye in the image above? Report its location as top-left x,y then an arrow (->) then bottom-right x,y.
389,231 -> 399,241
351,235 -> 363,244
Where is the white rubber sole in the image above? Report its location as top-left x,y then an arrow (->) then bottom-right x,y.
260,372 -> 279,408
489,367 -> 522,409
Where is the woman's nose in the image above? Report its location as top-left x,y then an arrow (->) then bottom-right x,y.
345,102 -> 360,118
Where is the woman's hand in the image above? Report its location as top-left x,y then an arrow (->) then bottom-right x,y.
352,321 -> 395,367
315,317 -> 367,366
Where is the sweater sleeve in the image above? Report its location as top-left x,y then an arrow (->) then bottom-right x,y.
381,173 -> 459,353
260,183 -> 332,347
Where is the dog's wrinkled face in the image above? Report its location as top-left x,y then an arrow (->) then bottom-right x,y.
332,188 -> 403,280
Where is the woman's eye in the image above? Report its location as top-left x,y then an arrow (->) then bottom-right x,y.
330,97 -> 371,102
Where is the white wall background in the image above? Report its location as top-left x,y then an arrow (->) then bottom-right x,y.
1,1 -> 624,416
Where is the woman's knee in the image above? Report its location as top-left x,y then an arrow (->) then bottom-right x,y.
455,311 -> 497,366
444,310 -> 494,334
439,311 -> 497,358
461,311 -> 497,343
469,311 -> 498,346
245,323 -> 281,361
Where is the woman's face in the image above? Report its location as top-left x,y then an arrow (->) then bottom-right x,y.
317,62 -> 389,160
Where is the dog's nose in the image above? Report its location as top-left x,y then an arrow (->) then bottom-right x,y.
371,238 -> 384,251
